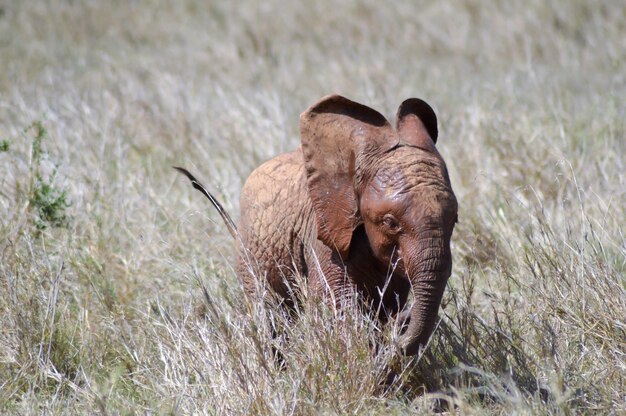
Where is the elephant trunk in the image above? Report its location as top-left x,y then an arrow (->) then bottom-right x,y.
399,236 -> 451,356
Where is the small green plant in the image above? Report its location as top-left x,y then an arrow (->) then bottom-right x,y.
0,139 -> 9,152
27,121 -> 70,230
30,175 -> 70,229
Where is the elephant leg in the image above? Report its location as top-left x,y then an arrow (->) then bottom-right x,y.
306,240 -> 359,311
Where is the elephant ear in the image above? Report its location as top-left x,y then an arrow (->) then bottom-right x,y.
395,98 -> 438,151
300,94 -> 397,259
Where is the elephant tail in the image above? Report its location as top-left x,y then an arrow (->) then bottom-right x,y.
173,166 -> 238,240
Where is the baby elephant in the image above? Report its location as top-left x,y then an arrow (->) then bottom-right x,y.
177,94 -> 457,355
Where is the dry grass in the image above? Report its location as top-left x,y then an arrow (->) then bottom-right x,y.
0,0 -> 624,414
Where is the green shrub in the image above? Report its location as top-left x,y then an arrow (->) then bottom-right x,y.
26,121 -> 70,230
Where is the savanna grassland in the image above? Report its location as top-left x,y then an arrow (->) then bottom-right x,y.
0,1 -> 624,414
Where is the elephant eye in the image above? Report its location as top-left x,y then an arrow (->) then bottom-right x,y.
382,214 -> 400,232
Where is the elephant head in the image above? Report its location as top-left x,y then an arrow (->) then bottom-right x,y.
300,94 -> 458,355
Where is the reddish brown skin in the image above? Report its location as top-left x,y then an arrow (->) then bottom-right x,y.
237,94 -> 457,355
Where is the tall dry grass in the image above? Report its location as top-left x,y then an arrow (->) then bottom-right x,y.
0,0 -> 624,414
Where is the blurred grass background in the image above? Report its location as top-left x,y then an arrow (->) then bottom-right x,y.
0,1 -> 624,414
